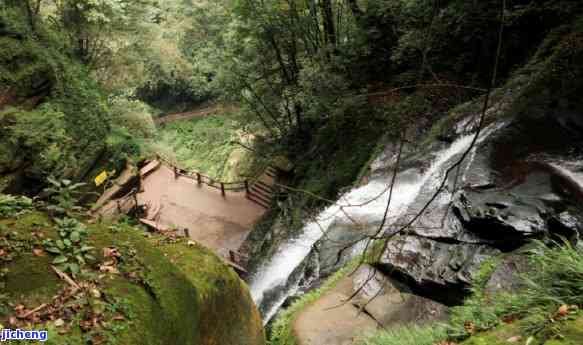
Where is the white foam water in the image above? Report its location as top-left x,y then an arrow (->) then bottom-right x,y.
249,122 -> 504,324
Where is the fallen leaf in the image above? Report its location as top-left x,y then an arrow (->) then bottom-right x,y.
91,334 -> 106,345
90,288 -> 102,299
102,247 -> 121,258
557,304 -> 569,317
464,321 -> 476,335
98,265 -> 119,274
507,336 -> 522,343
79,319 -> 93,331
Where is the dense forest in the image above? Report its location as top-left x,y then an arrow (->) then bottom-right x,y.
1,0 -> 583,344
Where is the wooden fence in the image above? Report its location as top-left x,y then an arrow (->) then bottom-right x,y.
155,155 -> 277,208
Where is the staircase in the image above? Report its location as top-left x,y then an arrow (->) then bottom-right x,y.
246,166 -> 279,208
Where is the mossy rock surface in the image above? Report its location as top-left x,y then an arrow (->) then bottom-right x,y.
0,212 -> 264,345
460,317 -> 583,345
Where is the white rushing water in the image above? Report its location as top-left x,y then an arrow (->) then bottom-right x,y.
249,122 -> 504,324
547,161 -> 583,192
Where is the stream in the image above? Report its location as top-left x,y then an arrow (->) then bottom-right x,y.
249,121 -> 506,324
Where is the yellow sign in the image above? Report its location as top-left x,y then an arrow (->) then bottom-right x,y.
94,171 -> 108,186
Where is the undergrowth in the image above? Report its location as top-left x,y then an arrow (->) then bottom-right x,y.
154,112 -> 258,181
358,324 -> 448,345
448,242 -> 583,341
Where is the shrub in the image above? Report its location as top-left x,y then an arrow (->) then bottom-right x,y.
42,217 -> 95,277
0,194 -> 33,218
109,97 -> 157,139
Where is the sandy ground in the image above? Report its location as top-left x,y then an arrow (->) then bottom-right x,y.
137,164 -> 264,254
293,277 -> 378,345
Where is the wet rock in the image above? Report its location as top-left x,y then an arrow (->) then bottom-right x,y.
378,235 -> 499,302
484,253 -> 529,297
547,211 -> 583,242
351,265 -> 448,326
376,106 -> 583,293
317,221 -> 379,276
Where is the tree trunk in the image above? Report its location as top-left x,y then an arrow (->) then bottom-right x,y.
320,0 -> 336,46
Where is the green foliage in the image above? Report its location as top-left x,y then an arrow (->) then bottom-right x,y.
448,257 -> 507,338
505,242 -> 583,337
0,194 -> 33,218
154,113 -> 255,181
109,97 -> 157,138
43,177 -> 86,215
449,242 -> 583,342
0,105 -> 70,178
358,324 -> 448,345
42,217 -> 94,276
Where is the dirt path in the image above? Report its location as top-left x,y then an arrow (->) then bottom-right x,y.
137,164 -> 264,254
293,276 -> 379,345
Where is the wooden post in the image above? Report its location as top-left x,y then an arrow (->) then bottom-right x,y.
197,172 -> 201,185
221,183 -> 226,197
244,180 -> 249,195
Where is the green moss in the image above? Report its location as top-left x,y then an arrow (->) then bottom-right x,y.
103,278 -> 167,345
0,212 -> 264,345
4,255 -> 63,307
461,317 -> 583,345
460,322 -> 523,345
158,240 -> 264,345
89,224 -> 202,345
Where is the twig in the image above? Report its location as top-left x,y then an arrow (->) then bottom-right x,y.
51,265 -> 80,290
19,303 -> 48,319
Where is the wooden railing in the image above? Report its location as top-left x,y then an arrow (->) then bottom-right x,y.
155,155 -> 278,207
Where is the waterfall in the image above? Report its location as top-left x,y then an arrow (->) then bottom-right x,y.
546,160 -> 583,197
249,122 -> 504,324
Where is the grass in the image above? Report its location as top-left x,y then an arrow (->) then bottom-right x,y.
358,324 -> 448,345
447,242 -> 583,341
331,241 -> 583,345
154,112 -> 260,181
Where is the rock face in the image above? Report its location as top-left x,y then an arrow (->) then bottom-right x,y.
351,265 -> 448,326
377,102 -> 583,299
293,265 -> 446,345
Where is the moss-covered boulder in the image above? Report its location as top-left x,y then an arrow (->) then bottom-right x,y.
0,212 -> 264,345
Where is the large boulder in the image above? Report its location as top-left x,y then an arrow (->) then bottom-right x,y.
0,212 -> 265,345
